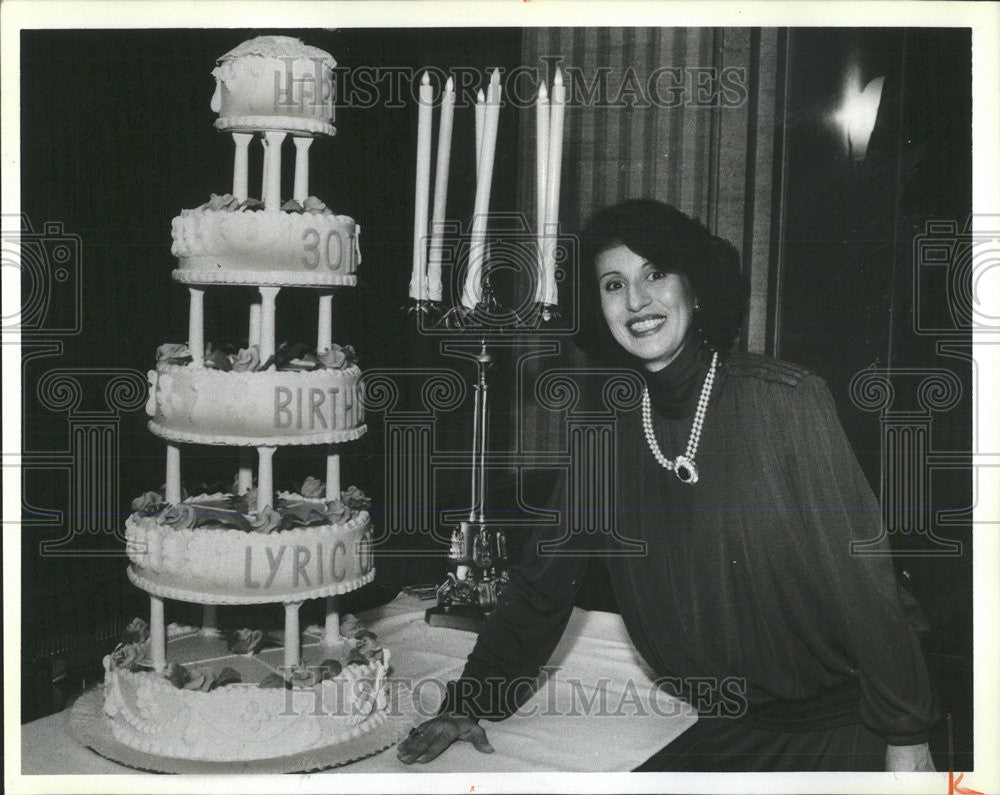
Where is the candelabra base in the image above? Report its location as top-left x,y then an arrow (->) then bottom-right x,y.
424,604 -> 491,633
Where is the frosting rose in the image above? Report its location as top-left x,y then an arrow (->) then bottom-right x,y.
290,666 -> 317,689
227,628 -> 264,655
231,345 -> 260,373
203,346 -> 232,371
201,193 -> 241,212
317,347 -> 346,369
248,506 -> 283,534
131,491 -> 164,515
110,642 -> 148,671
156,343 -> 191,364
120,617 -> 150,645
354,635 -> 383,661
300,476 -> 325,498
182,667 -> 215,691
338,614 -> 363,638
341,486 -> 371,511
318,658 -> 343,680
302,196 -> 331,214
323,499 -> 351,524
159,503 -> 198,530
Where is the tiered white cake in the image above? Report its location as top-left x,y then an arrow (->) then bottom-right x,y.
102,37 -> 390,764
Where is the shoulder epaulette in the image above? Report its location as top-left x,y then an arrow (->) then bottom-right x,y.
722,352 -> 813,388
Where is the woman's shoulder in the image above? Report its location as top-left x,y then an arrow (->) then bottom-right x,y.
720,352 -> 827,395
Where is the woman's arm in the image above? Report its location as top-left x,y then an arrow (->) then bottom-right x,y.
779,375 -> 939,746
399,473 -> 593,763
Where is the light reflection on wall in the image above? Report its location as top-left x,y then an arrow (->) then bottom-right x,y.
830,64 -> 885,162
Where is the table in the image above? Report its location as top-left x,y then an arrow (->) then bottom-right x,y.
19,594 -> 697,774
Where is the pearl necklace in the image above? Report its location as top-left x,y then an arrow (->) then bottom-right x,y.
640,350 -> 718,484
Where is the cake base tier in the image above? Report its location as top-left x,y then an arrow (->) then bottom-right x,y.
126,513 -> 374,603
73,681 -> 413,771
95,619 -> 397,764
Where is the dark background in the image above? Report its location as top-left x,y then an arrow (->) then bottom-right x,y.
18,27 -> 973,769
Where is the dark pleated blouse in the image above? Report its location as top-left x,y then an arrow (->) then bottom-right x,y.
442,340 -> 937,746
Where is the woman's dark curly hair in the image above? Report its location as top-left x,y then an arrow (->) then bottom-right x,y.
575,199 -> 747,363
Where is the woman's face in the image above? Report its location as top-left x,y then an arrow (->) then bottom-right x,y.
596,244 -> 696,371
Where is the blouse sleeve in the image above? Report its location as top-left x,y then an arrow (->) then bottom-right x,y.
439,473 -> 592,721
779,374 -> 937,745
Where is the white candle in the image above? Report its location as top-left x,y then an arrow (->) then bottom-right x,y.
292,137 -> 312,202
474,88 -> 485,180
284,601 -> 301,671
188,287 -> 205,366
461,71 -> 501,310
264,130 -> 286,212
543,68 -> 566,306
535,81 -> 550,303
409,72 -> 434,301
232,133 -> 253,201
427,76 -> 455,302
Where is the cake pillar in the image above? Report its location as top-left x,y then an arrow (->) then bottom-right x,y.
248,300 -> 262,348
150,596 -> 166,673
324,596 -> 340,644
201,605 -> 219,637
238,451 -> 254,495
263,130 -> 287,212
284,601 -> 302,671
258,286 -> 279,364
257,446 -> 276,510
293,137 -> 312,202
232,132 -> 253,201
317,292 -> 333,353
188,288 -> 205,366
325,447 -> 340,499
260,133 -> 270,205
165,444 -> 181,504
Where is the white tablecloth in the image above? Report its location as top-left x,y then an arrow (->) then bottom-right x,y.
20,594 -> 696,774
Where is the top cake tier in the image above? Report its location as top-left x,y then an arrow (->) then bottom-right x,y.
211,36 -> 337,136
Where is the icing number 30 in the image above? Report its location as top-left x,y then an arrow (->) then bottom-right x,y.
301,228 -> 345,270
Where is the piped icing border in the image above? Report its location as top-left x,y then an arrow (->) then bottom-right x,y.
148,421 -> 367,447
214,116 -> 336,137
172,269 -> 358,288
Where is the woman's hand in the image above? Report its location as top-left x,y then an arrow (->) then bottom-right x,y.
396,714 -> 494,764
885,742 -> 935,771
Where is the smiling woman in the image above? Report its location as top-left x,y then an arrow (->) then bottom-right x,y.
398,199 -> 938,773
